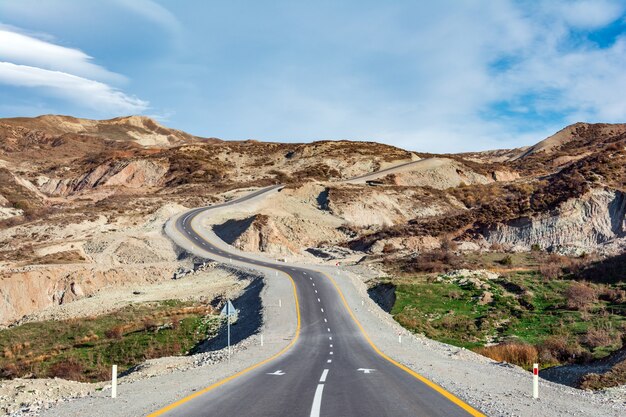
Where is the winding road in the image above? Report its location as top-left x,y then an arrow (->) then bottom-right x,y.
149,186 -> 484,417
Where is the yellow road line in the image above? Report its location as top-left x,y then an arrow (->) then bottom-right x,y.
318,270 -> 486,417
146,218 -> 301,417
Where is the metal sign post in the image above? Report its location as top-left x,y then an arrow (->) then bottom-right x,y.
221,300 -> 236,365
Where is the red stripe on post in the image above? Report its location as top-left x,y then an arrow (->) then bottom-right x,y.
533,367 -> 538,375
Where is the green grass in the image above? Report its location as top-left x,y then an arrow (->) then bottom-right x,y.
0,300 -> 221,382
390,271 -> 626,355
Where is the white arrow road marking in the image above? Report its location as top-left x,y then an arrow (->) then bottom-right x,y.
327,359 -> 332,363
310,384 -> 324,417
267,370 -> 286,376
357,368 -> 375,374
319,369 -> 329,382
330,351 -> 333,355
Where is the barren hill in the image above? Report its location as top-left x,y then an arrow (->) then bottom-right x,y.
1,116 -> 625,325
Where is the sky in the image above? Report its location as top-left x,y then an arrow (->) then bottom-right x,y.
1,0 -> 626,153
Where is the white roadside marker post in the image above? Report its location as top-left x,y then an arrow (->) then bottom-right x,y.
533,363 -> 539,399
111,364 -> 117,398
279,299 -> 282,308
398,333 -> 402,344
261,333 -> 264,346
227,305 -> 231,364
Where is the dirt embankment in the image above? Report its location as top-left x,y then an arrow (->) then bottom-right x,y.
0,203 -> 188,326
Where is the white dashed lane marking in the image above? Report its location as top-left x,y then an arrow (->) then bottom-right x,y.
319,369 -> 329,383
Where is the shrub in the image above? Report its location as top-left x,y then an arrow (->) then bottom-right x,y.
447,290 -> 462,300
538,335 -> 588,364
48,358 -> 84,381
105,325 -> 124,339
579,360 -> 626,390
474,343 -> 538,368
564,282 -> 597,311
599,287 -> 626,304
581,328 -> 617,349
539,261 -> 561,280
0,363 -> 18,379
498,255 -> 513,266
401,248 -> 461,273
531,243 -> 542,252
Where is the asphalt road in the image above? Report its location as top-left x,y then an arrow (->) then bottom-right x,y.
152,186 -> 484,417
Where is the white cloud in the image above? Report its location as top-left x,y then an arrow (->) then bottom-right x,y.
0,26 -> 123,83
556,0 -> 624,29
0,26 -> 148,115
0,62 -> 148,113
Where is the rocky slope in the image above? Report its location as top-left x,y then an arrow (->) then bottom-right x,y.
1,115 -> 626,325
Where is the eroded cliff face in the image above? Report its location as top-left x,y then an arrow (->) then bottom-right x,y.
483,188 -> 626,254
0,264 -> 177,326
39,159 -> 169,196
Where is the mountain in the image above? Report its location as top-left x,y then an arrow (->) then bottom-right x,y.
1,115 -> 625,324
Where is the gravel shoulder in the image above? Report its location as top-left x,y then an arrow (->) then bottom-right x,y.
27,187 -> 626,417
34,196 -> 298,417
314,264 -> 626,417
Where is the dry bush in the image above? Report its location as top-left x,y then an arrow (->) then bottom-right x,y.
579,360 -> 626,390
402,248 -> 461,273
48,358 -> 84,381
538,335 -> 588,364
0,363 -> 19,379
105,325 -> 124,339
599,287 -> 626,304
581,328 -> 618,349
474,343 -> 538,368
490,243 -> 505,252
440,238 -> 458,252
564,282 -> 597,311
447,290 -> 462,300
539,261 -> 562,280
142,319 -> 158,332
171,318 -> 180,330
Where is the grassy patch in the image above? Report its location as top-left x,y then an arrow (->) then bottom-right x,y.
0,300 -> 221,382
389,271 -> 626,369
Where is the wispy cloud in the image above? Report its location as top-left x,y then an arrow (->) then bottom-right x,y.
0,26 -> 147,114
0,26 -> 123,82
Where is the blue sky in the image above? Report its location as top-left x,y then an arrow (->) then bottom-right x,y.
1,0 -> 625,152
